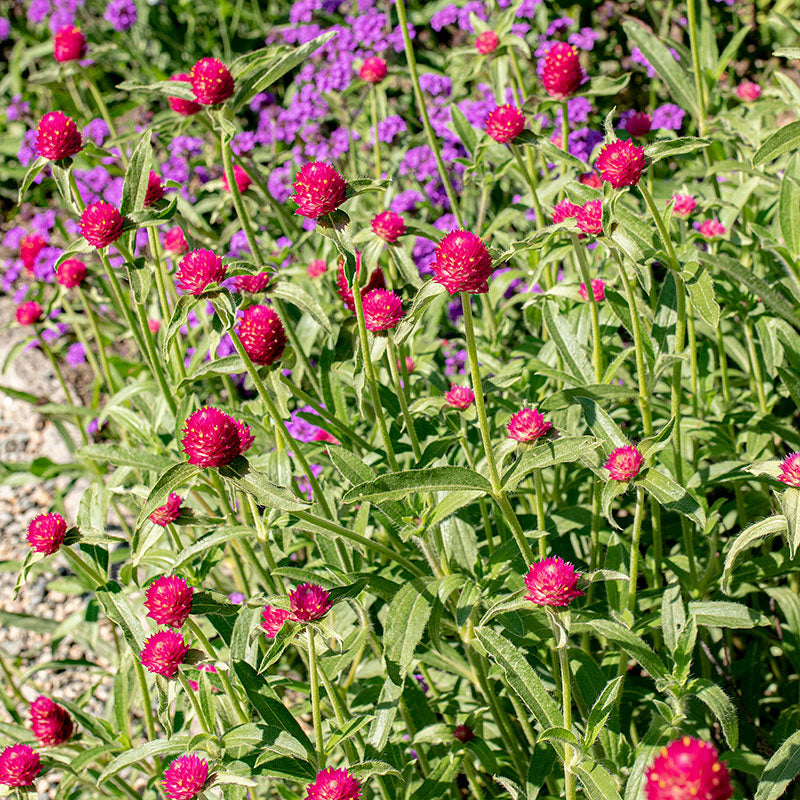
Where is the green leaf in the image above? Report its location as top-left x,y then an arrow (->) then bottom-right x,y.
644,137 -> 710,165
688,601 -> 768,629
584,676 -> 625,748
172,526 -> 258,570
394,280 -> 446,345
585,619 -> 668,680
780,488 -> 800,558
502,437 -> 600,490
451,104 -> 479,155
342,466 -> 492,504
95,582 -> 146,651
638,469 -> 706,527
721,516 -> 788,595
681,261 -> 719,327
98,736 -> 191,783
137,463 -> 203,526
218,456 -> 310,512
574,763 -> 623,800
18,156 -> 48,204
117,79 -> 195,100
543,304 -> 593,384
126,257 -> 152,304
78,443 -> 172,472
191,589 -> 240,616
660,583 -> 685,654
753,120 -> 800,166
162,295 -> 198,361
755,730 -> 800,800
780,157 -> 800,258
120,131 -> 153,216
384,579 -> 433,680
583,73 -> 630,97
345,177 -> 391,198
269,281 -> 333,336
575,397 -> 628,449
687,678 -> 738,749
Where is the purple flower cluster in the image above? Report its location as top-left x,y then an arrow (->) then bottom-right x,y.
104,0 -> 137,31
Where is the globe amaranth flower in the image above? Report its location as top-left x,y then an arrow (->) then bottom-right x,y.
671,194 -> 696,219
144,171 -> 165,207
580,171 -> 602,188
145,576 -> 193,628
476,30 -> 499,54
485,104 -> 525,144
20,233 -> 46,270
576,200 -> 602,235
371,210 -> 406,242
524,556 -> 584,606
176,249 -> 227,295
696,218 -> 726,239
779,453 -> 800,487
445,385 -> 475,410
292,162 -> 347,218
308,258 -> 327,278
604,444 -> 643,481
551,199 -> 580,224
162,754 -> 209,800
168,73 -> 202,116
36,111 -> 83,161
140,629 -> 189,678
190,57 -> 234,105
222,164 -> 252,193
16,301 -> 43,326
80,201 -> 124,247
30,697 -> 73,747
431,230 -> 494,295
262,605 -> 291,638
235,272 -> 272,293
579,278 -> 605,302
645,737 -> 732,800
622,111 -> 651,137
453,724 -> 475,743
336,256 -> 385,312
362,289 -> 404,332
149,493 -> 183,526
736,81 -> 761,101
56,258 -> 87,288
237,304 -> 287,365
306,767 -> 360,800
164,226 -> 189,255
596,139 -> 646,188
0,744 -> 41,787
359,56 -> 387,83
181,407 -> 254,467
540,42 -> 584,99
507,408 -> 552,443
27,513 -> 66,555
289,583 -> 332,622
53,25 -> 86,62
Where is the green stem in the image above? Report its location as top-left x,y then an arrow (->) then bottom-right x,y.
557,636 -> 576,800
386,337 -> 422,460
370,86 -> 382,179
133,659 -> 158,742
561,99 -> 570,156
307,627 -> 325,768
572,234 -> 603,383
177,671 -> 214,734
85,75 -> 128,168
533,470 -> 547,557
38,335 -> 88,445
626,487 -> 646,614
510,143 -> 544,231
686,0 -> 708,134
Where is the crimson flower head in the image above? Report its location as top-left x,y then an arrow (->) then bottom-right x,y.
235,272 -> 272,293
20,233 -> 46,270
150,493 -> 183,526
779,453 -> 800,488
145,576 -> 193,628
371,210 -> 406,242
164,226 -> 189,255
579,278 -> 605,302
624,111 -> 652,137
181,406 -> 254,467
53,25 -> 86,62
696,218 -> 726,239
222,164 -> 252,193
289,583 -> 332,622
56,258 -> 87,289
162,754 -> 209,800
144,171 -> 165,206
190,57 -> 234,105
237,304 -> 287,365
362,289 -> 404,332
176,249 -> 226,295
16,301 -> 43,326
671,194 -> 696,219
36,111 -> 83,161
0,744 -> 41,787
485,104 -> 526,144
306,767 -> 361,800
453,724 -> 475,743
432,230 -> 493,295
336,255 -> 385,312
736,81 -> 761,102
576,200 -> 602,235
30,697 -> 73,747
645,737 -> 732,800
308,259 -> 327,278
262,605 -> 291,638
596,139 -> 646,188
292,162 -> 347,218
552,199 -> 579,225
540,42 -> 584,99
27,512 -> 67,555
359,56 -> 387,83
580,171 -> 602,188
80,201 -> 124,248
525,556 -> 584,606
604,445 -> 643,481
140,629 -> 189,679
445,385 -> 475,410
149,319 -> 161,333
168,73 -> 202,116
507,408 -> 552,443
476,30 -> 499,54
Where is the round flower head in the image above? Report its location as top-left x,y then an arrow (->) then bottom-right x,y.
235,272 -> 272,293
36,111 -> 83,161
80,201 -> 124,247
162,754 -> 209,800
485,104 -> 526,144
236,304 -> 287,365
371,210 -> 406,243
27,513 -> 67,554
696,218 -> 726,239
140,629 -> 189,678
336,255 -> 385,312
445,385 -> 475,410
181,406 -> 254,467
262,605 -> 290,638
145,576 -> 193,628
16,301 -> 43,326
306,767 -> 360,800
671,194 -> 696,219
552,199 -> 580,225
540,42 -> 584,99
596,139 -> 646,188
476,30 -> 499,54
149,493 -> 182,526
292,162 -> 347,218
604,445 -> 643,481
190,57 -> 234,105
507,408 -> 552,443
30,697 -> 73,747
222,164 -> 252,193
0,744 -> 41,787
525,556 -> 584,606
168,73 -> 202,116
308,258 -> 327,278
359,56 -> 387,83
53,25 -> 86,62
144,171 -> 165,207
20,233 -> 46,270
149,319 -> 161,333
176,249 -> 226,295
779,453 -> 800,488
580,171 -> 602,188
736,81 -> 761,102
579,279 -> 605,302
56,258 -> 87,289
645,737 -> 732,800
164,226 -> 189,255
431,230 -> 494,295
453,724 -> 475,743
624,111 -> 652,137
362,289 -> 404,332
289,583 -> 332,622
576,200 -> 603,235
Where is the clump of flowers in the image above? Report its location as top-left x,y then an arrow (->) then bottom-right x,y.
30,697 -> 73,746
507,408 -> 552,442
671,194 -> 697,218
540,42 -> 584,99
190,57 -> 234,105
80,201 -> 124,247
0,744 -> 41,787
16,301 -> 43,326
168,73 -> 202,116
524,557 -> 584,606
145,576 -> 194,628
359,56 -> 387,83
139,630 -> 189,678
576,200 -> 603,235
645,737 -> 732,800
445,385 -> 475,410
595,139 -> 646,188
292,162 -> 347,218
27,513 -> 67,555
779,453 -> 800,487
736,81 -> 761,101
56,258 -> 87,288
262,606 -> 291,638
371,210 -> 406,242
475,30 -> 499,54
162,755 -> 209,800
579,279 -> 605,302
431,230 -> 493,294
336,257 -> 385,312
289,583 -> 332,621
223,164 -> 252,193
236,304 -> 287,365
604,445 -> 644,481
144,171 -> 165,206
485,105 -> 526,144
181,407 -> 254,467
696,218 -> 726,239
164,226 -> 189,254
149,493 -> 183,526
306,767 -> 360,800
36,111 -> 83,161
362,289 -> 404,331
53,25 -> 86,62
176,249 -> 227,294
235,273 -> 272,293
